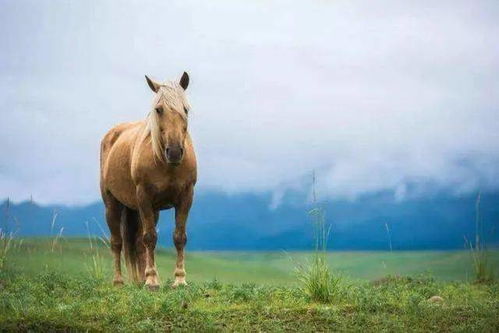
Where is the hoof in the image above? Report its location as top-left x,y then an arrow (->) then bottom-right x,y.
147,283 -> 160,291
172,279 -> 188,288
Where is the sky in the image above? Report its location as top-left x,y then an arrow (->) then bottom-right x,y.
0,0 -> 498,205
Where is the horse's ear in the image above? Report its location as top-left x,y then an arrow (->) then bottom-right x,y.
179,71 -> 189,90
145,75 -> 161,93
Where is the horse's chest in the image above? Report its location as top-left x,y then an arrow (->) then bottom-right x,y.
149,180 -> 183,210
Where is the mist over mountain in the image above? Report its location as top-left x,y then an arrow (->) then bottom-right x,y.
2,0 -> 499,206
2,190 -> 498,251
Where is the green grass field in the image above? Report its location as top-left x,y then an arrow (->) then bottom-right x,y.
7,238 -> 498,284
1,239 -> 498,331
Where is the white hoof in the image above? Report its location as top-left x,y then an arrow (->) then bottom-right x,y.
172,278 -> 188,288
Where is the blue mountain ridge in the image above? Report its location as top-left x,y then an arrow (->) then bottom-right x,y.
1,191 -> 498,250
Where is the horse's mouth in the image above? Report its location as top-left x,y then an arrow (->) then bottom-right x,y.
167,161 -> 181,167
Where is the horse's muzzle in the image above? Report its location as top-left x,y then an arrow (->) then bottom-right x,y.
165,145 -> 184,165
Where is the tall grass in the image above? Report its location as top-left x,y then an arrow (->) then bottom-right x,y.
0,229 -> 14,271
385,222 -> 393,252
465,192 -> 495,283
84,220 -> 109,279
46,209 -> 67,253
51,227 -> 64,253
0,198 -> 23,271
296,171 -> 341,303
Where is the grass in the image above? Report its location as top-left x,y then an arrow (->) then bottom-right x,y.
5,238 -> 499,283
296,174 -> 340,303
295,171 -> 341,303
1,239 -> 498,331
465,192 -> 496,283
296,255 -> 342,303
1,263 -> 498,331
0,229 -> 14,271
84,223 -> 110,280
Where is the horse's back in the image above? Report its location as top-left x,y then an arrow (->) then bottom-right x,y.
100,122 -> 139,168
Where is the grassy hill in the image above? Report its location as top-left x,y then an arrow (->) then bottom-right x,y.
1,239 -> 498,331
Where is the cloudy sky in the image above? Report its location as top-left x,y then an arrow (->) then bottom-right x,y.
1,0 -> 498,205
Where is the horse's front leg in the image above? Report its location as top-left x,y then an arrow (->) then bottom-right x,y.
136,185 -> 160,290
172,186 -> 193,288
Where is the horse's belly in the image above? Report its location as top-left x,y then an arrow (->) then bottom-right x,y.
158,203 -> 174,210
106,175 -> 137,209
109,182 -> 138,209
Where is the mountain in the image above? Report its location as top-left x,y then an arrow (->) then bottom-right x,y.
1,191 -> 498,250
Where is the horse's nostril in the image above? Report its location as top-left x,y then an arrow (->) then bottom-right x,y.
165,146 -> 183,163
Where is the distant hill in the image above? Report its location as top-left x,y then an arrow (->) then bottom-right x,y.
1,191 -> 498,251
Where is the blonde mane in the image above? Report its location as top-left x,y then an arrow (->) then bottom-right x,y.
143,81 -> 191,161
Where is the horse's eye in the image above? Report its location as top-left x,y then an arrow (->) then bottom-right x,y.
155,107 -> 163,114
184,107 -> 188,115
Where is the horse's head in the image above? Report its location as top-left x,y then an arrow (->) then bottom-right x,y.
145,72 -> 190,165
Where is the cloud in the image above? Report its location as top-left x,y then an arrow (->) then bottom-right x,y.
0,0 -> 498,204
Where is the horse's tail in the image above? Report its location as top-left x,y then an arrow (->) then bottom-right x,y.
121,207 -> 143,283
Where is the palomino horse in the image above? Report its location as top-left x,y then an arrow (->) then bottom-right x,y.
100,72 -> 196,290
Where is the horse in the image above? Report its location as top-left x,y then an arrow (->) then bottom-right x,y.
100,72 -> 196,290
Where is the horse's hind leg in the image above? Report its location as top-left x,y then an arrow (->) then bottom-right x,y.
172,186 -> 193,288
103,192 -> 124,286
